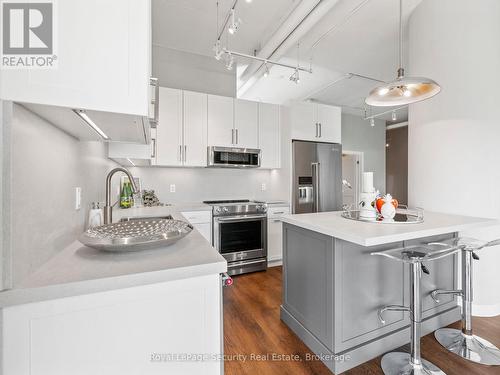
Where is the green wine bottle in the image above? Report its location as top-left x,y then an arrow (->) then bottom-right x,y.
120,181 -> 130,209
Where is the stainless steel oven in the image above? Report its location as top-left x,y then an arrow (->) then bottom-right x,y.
207,146 -> 261,168
205,200 -> 267,276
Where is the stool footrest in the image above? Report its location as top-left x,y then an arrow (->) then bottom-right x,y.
378,305 -> 410,325
430,289 -> 462,303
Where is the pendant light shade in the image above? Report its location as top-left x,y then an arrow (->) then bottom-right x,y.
365,1 -> 441,107
365,69 -> 441,106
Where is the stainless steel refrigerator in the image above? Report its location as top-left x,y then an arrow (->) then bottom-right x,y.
292,140 -> 342,214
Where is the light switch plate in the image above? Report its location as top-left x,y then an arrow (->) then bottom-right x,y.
170,184 -> 176,193
75,187 -> 82,210
261,183 -> 267,191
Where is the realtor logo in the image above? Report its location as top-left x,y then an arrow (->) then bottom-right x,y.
1,0 -> 57,68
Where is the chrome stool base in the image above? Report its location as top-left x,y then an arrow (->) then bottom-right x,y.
435,328 -> 500,365
381,352 -> 446,375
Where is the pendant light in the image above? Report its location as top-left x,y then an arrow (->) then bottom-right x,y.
365,0 -> 440,106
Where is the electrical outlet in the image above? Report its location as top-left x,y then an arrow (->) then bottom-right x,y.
170,184 -> 176,193
261,183 -> 267,191
75,187 -> 82,210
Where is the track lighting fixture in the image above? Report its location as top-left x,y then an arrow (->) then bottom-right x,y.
263,63 -> 270,77
228,9 -> 241,35
213,40 -> 223,61
289,69 -> 300,84
392,110 -> 397,121
225,54 -> 235,70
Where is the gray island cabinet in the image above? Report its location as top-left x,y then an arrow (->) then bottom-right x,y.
279,211 -> 495,374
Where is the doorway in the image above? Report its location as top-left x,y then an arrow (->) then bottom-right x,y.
386,123 -> 408,205
342,151 -> 363,208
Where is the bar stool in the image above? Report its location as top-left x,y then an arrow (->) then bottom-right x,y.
430,237 -> 500,366
372,243 -> 463,375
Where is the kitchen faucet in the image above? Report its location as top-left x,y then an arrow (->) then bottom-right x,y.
104,167 -> 139,224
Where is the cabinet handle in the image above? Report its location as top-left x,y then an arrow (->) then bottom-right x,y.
151,138 -> 156,158
315,123 -> 319,138
319,123 -> 322,138
235,129 -> 239,144
149,77 -> 159,128
178,145 -> 182,162
184,145 -> 187,162
272,211 -> 285,215
231,129 -> 235,144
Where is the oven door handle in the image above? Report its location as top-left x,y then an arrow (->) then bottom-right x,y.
214,214 -> 267,223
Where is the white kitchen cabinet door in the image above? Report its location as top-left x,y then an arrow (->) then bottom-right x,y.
267,206 -> 291,264
156,88 -> 183,166
207,95 -> 234,147
0,0 -> 151,117
183,91 -> 208,167
317,104 -> 341,143
3,275 -> 223,375
290,102 -> 317,141
234,99 -> 258,149
258,103 -> 280,169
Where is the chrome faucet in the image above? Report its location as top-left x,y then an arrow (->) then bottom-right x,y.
104,167 -> 139,224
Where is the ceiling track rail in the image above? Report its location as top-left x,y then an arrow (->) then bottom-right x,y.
222,48 -> 313,73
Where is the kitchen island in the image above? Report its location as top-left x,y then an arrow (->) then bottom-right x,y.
279,210 -> 495,374
0,206 -> 226,375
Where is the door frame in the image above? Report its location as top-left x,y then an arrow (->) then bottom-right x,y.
342,150 -> 364,209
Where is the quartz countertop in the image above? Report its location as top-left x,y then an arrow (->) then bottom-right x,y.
280,210 -> 496,247
0,206 -> 226,308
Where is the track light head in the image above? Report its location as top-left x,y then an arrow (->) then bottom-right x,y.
228,9 -> 241,35
225,54 -> 235,70
289,69 -> 300,84
213,40 -> 224,61
263,63 -> 270,78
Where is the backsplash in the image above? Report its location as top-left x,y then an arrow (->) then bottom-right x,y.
8,104 -> 118,286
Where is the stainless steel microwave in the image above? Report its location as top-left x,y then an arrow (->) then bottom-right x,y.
207,146 -> 261,168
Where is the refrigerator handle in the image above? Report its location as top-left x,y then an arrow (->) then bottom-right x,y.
312,162 -> 320,212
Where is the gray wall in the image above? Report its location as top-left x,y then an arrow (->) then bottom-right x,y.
341,113 -> 386,193
153,45 -> 236,97
9,105 -> 117,286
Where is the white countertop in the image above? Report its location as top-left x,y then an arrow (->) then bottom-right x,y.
280,211 -> 497,246
0,206 -> 226,308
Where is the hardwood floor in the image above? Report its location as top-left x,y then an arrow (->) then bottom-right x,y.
223,266 -> 500,375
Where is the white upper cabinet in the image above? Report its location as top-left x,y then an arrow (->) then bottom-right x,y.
207,95 -> 234,147
183,91 -> 208,167
317,104 -> 341,143
0,0 -> 152,116
258,103 -> 280,169
156,87 -> 183,166
291,102 -> 341,143
234,99 -> 258,149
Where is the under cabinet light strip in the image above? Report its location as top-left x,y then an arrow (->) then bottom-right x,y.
73,110 -> 110,140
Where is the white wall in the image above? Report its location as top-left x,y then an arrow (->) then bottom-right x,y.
153,45 -> 236,97
9,105 -> 118,286
341,114 -> 386,193
409,0 -> 500,316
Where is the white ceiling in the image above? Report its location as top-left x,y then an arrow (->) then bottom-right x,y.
153,0 -> 422,121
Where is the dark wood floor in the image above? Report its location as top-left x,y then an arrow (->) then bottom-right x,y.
223,266 -> 500,375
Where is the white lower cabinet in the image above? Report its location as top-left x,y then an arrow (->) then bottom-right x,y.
267,205 -> 291,264
181,210 -> 212,243
2,275 -> 223,375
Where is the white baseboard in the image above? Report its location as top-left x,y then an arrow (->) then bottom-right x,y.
455,297 -> 500,317
267,258 -> 282,267
472,302 -> 500,317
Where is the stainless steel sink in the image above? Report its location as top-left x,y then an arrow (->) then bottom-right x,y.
80,218 -> 193,252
